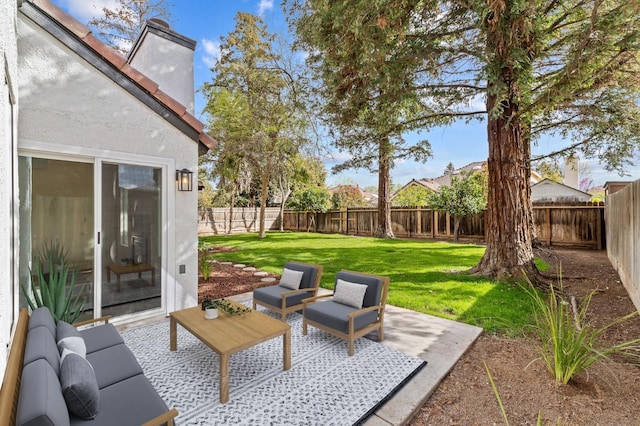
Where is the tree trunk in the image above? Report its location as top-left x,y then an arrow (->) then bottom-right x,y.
375,137 -> 394,238
472,5 -> 539,281
227,192 -> 235,235
258,169 -> 269,238
453,216 -> 461,242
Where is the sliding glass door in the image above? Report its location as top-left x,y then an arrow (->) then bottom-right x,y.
100,163 -> 162,317
18,155 -> 165,321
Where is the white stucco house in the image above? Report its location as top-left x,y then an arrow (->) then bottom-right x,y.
0,0 -> 216,375
531,179 -> 592,203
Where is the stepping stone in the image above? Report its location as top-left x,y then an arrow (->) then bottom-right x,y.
253,271 -> 268,277
233,264 -> 246,268
260,277 -> 277,283
220,261 -> 233,265
242,267 -> 257,272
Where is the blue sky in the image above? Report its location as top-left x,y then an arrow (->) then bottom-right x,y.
51,0 -> 640,188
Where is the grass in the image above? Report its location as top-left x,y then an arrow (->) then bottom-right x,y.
200,232 -> 536,335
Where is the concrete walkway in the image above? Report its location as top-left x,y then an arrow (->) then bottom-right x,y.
227,289 -> 483,425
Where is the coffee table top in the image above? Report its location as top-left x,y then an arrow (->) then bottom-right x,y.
170,303 -> 290,355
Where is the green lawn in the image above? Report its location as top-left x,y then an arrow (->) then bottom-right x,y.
200,232 -> 535,335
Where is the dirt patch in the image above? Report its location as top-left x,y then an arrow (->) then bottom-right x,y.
198,247 -> 640,425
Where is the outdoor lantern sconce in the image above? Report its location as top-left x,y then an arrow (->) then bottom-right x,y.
176,168 -> 193,191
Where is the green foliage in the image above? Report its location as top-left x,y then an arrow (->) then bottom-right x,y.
200,232 -> 535,334
392,184 -> 432,207
330,185 -> 367,208
522,274 -> 640,385
21,241 -> 85,323
287,187 -> 330,212
199,254 -> 213,280
534,160 -> 563,183
201,298 -> 251,316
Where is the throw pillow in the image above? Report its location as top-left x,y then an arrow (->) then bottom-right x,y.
57,321 -> 87,358
59,349 -> 100,419
279,268 -> 305,290
333,279 -> 368,309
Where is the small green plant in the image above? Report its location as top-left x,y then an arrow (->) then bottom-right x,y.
22,241 -> 85,323
200,253 -> 213,280
522,272 -> 640,385
201,298 -> 251,316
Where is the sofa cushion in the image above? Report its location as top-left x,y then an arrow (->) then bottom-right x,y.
17,359 -> 70,426
28,306 -> 56,338
87,343 -> 144,389
80,323 -> 124,354
24,325 -> 60,376
60,349 -> 100,420
333,279 -> 368,309
57,321 -> 87,358
304,300 -> 379,334
279,267 -> 305,290
70,375 -> 169,426
254,285 -> 312,309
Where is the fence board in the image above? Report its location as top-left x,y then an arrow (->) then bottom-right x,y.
278,203 -> 604,248
607,180 -> 640,311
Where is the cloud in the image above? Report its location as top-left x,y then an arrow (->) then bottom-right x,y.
257,0 -> 274,16
57,0 -> 119,22
201,38 -> 221,68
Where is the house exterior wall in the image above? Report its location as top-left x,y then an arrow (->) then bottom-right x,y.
16,15 -> 198,315
0,0 -> 19,379
531,181 -> 591,203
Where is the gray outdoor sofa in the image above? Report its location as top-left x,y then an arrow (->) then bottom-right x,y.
0,307 -> 177,426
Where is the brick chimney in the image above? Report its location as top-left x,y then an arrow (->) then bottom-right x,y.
127,18 -> 196,114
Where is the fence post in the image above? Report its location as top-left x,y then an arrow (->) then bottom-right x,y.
432,210 -> 437,238
417,206 -> 422,235
446,212 -> 451,236
545,208 -> 551,245
596,205 -> 603,250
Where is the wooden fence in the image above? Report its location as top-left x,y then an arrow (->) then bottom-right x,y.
198,207 -> 281,235
282,202 -> 605,249
606,180 -> 640,310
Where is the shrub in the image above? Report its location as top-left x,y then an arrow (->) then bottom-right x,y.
522,272 -> 640,385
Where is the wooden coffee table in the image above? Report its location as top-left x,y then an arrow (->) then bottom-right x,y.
169,303 -> 291,403
106,262 -> 155,292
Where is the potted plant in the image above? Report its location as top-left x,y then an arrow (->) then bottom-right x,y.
201,299 -> 219,319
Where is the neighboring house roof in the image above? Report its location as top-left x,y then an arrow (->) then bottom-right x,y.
531,178 -> 592,202
392,178 -> 440,199
431,161 -> 486,187
21,0 -> 217,155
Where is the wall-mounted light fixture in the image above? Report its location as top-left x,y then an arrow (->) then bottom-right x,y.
176,168 -> 193,191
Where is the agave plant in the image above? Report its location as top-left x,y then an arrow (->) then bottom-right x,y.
22,241 -> 86,323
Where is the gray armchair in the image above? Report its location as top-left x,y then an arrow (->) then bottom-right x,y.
302,270 -> 390,356
252,261 -> 323,321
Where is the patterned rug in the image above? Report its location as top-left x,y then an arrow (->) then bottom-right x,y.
121,306 -> 427,426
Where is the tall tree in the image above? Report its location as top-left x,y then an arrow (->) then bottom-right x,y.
288,0 -> 640,281
88,0 -> 174,55
534,160 -> 563,183
291,2 -> 432,238
203,12 -> 308,238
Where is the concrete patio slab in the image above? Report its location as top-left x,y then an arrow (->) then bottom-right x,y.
118,289 -> 482,425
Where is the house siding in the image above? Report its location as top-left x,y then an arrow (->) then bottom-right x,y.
0,0 -> 19,379
16,13 -> 198,314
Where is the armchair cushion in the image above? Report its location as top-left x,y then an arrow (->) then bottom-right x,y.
57,321 -> 87,358
333,279 -> 368,309
253,285 -> 311,309
59,349 -> 100,419
80,323 -> 124,354
304,300 -> 379,334
336,271 -> 384,307
279,267 -> 305,290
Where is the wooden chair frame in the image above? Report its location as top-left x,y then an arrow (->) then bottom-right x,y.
253,262 -> 324,321
302,270 -> 390,356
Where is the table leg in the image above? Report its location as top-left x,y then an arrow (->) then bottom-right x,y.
169,317 -> 177,351
106,267 -> 111,283
152,268 -> 155,287
283,328 -> 291,371
220,353 -> 230,403
117,274 -> 121,292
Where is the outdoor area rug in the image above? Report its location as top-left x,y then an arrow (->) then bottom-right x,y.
121,306 -> 427,425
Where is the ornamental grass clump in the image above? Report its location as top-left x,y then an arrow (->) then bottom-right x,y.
522,271 -> 640,385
